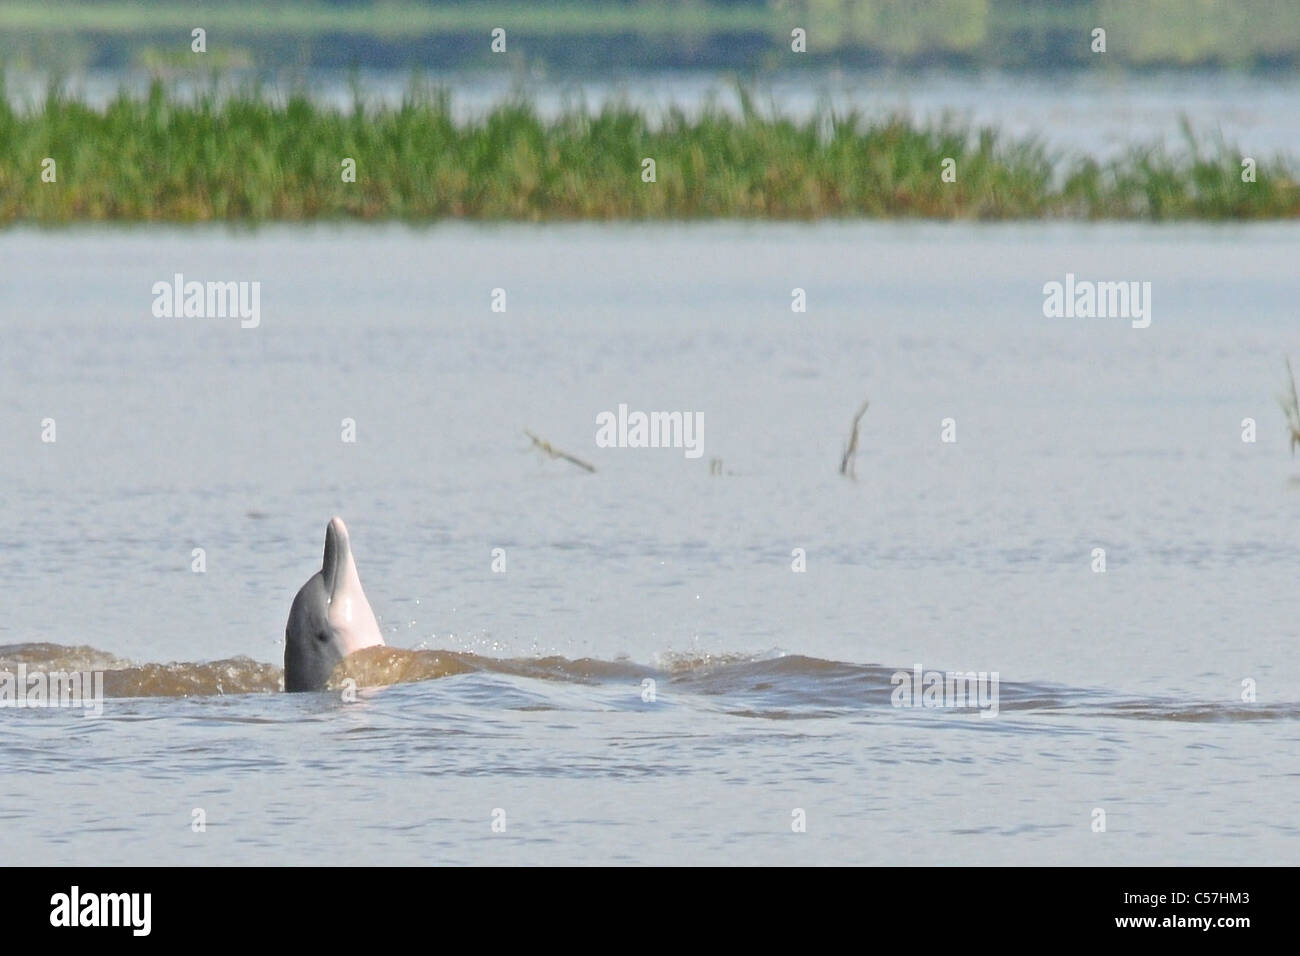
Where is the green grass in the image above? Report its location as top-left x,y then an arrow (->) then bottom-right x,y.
1,81 -> 1296,223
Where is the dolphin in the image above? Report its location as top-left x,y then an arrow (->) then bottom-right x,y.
284,517 -> 386,692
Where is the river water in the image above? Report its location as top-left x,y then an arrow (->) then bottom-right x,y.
1,222 -> 1297,863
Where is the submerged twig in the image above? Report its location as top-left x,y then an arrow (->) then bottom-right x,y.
1282,358 -> 1300,456
839,399 -> 869,479
524,430 -> 596,473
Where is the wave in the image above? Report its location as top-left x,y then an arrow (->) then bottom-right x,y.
1,643 -> 1295,722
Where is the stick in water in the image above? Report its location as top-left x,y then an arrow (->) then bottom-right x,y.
839,399 -> 869,478
525,430 -> 597,473
1282,358 -> 1300,456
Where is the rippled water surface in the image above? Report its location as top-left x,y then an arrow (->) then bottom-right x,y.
1,223 -> 1298,864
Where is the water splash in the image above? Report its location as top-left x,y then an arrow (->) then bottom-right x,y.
0,642 -> 1295,722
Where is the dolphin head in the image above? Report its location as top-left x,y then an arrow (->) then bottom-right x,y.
284,517 -> 386,692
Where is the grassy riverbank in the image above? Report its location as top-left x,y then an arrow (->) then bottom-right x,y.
1,83 -> 1296,223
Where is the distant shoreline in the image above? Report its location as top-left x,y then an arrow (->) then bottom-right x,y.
2,83 -> 1297,223
3,0 -> 1299,72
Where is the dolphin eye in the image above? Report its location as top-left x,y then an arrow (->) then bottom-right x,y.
317,631 -> 329,643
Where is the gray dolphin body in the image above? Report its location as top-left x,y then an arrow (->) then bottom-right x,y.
284,517 -> 386,692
